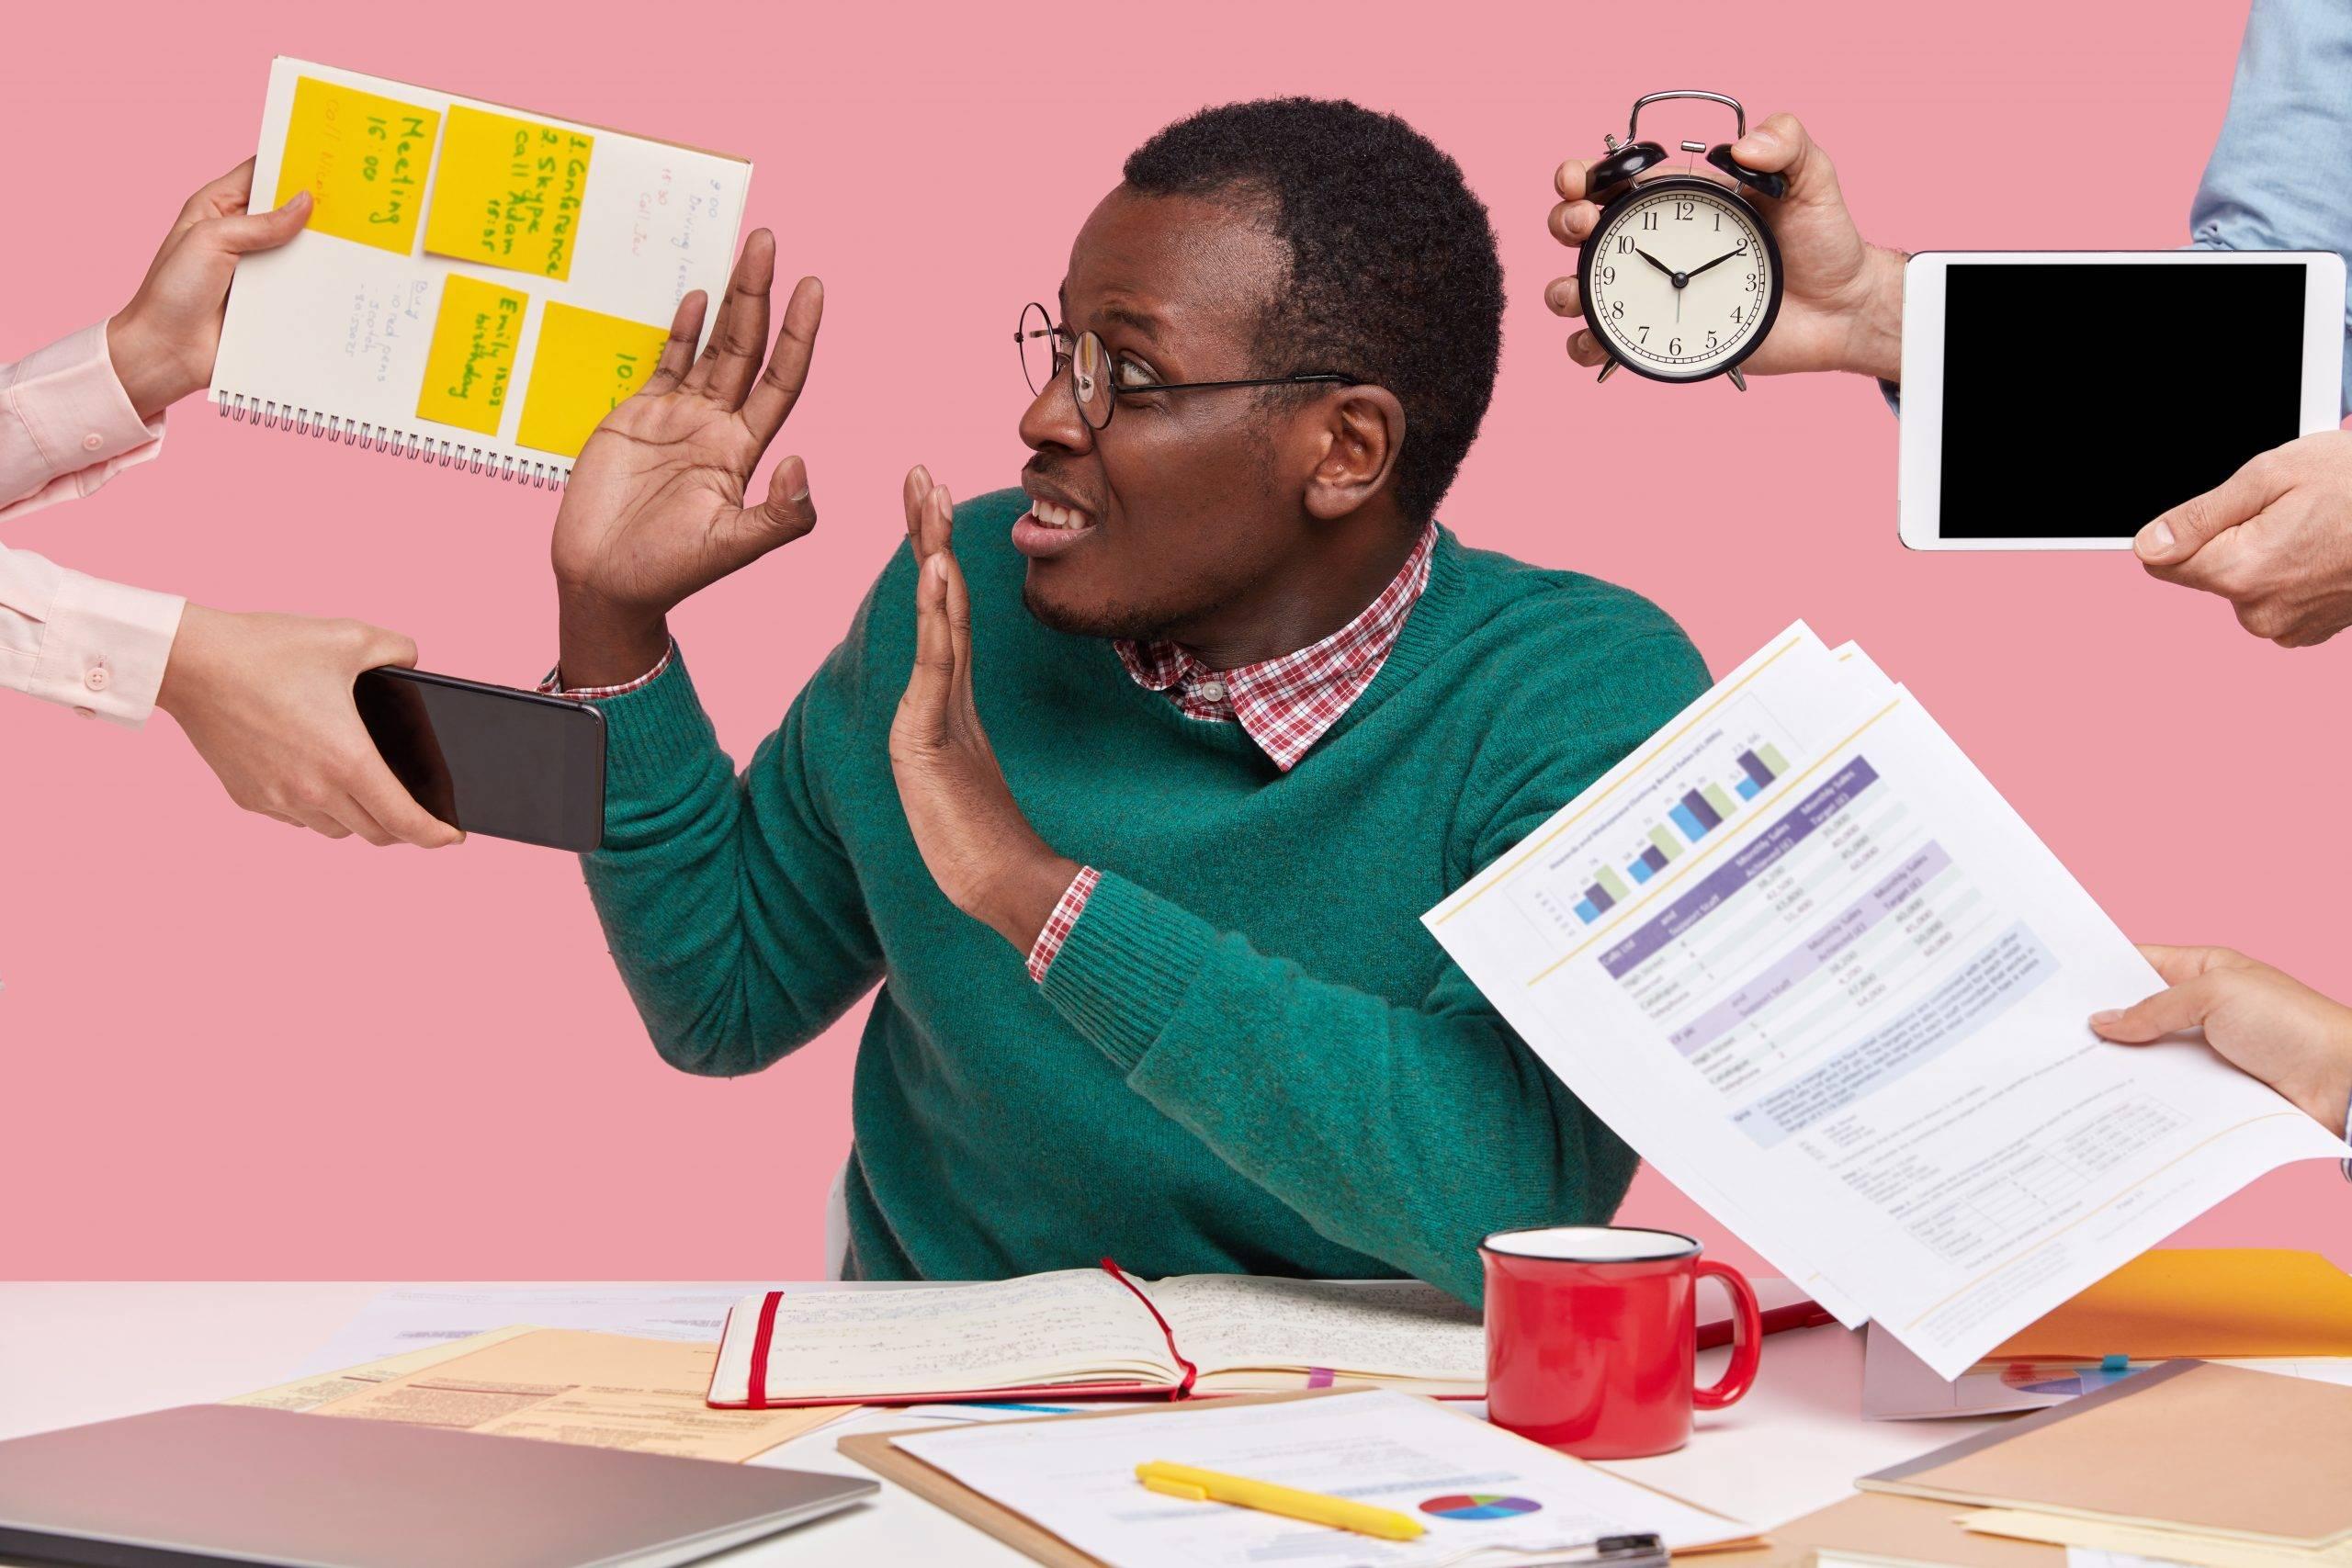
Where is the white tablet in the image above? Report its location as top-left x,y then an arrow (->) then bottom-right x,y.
1898,251 -> 2345,550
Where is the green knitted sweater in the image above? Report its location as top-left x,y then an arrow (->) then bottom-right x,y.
581,487 -> 1710,1303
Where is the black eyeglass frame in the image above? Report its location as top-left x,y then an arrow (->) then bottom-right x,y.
1016,301 -> 1356,431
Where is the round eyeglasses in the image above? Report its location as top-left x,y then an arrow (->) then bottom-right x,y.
1016,302 -> 1354,431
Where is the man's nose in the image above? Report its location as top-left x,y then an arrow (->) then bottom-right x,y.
1018,373 -> 1093,456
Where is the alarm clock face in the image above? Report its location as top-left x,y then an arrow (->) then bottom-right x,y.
1580,177 -> 1782,382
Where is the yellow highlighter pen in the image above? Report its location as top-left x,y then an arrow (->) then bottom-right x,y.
1135,1461 -> 1426,1541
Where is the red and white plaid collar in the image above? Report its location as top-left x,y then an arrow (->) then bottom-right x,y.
1113,525 -> 1437,772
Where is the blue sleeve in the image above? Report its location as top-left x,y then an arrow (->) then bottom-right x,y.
2189,0 -> 2352,416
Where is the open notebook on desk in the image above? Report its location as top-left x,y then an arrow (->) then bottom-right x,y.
707,1264 -> 1484,1408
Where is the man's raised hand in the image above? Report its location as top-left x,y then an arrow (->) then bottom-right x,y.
550,230 -> 821,687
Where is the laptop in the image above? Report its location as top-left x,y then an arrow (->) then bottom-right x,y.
0,1404 -> 876,1567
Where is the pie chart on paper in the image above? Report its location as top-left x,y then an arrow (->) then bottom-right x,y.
1419,1494 -> 1543,1520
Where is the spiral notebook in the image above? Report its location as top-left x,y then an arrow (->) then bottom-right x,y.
209,58 -> 752,488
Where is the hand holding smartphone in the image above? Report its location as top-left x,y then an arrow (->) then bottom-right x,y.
354,668 -> 606,852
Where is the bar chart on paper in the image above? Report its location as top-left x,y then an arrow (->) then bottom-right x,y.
1512,698 -> 1799,934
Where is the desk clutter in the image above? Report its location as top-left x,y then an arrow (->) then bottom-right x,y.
6,1252 -> 2352,1566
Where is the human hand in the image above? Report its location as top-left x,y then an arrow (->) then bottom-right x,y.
550,231 -> 821,687
1547,113 -> 1905,382
887,468 -> 1080,951
109,159 -> 311,423
2092,944 -> 2352,1134
155,605 -> 462,847
2132,432 -> 2352,647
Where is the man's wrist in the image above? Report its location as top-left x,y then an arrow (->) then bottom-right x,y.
105,310 -> 194,424
556,586 -> 671,690
976,844 -> 1085,954
1838,245 -> 1907,384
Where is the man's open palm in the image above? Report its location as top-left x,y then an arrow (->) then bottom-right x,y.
552,230 -> 822,622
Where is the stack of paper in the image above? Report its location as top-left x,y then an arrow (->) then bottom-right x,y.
1860,1361 -> 2352,1566
229,1326 -> 845,1462
862,1388 -> 1762,1565
1425,624 -> 2350,1378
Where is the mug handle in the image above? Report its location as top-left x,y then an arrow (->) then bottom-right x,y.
1692,1259 -> 1763,1410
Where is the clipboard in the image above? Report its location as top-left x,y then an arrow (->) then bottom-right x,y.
835,1388 -> 1765,1567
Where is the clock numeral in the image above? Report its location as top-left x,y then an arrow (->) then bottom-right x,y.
1745,273 -> 1760,292
1615,235 -> 1634,254
1713,210 -> 1722,231
1640,210 -> 1659,231
1599,264 -> 1615,285
1637,326 -> 1650,344
1668,337 -> 1683,355
1674,200 -> 1694,221
1736,236 -> 1750,254
1733,305 -> 1744,324
1609,300 -> 1624,319
1706,331 -> 1718,349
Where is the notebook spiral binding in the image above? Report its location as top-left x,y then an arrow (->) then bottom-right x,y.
214,392 -> 569,489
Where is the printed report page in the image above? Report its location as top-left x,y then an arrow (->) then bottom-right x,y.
1428,626 -> 2348,1379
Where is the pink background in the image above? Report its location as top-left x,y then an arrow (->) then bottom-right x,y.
3,0 -> 2346,1281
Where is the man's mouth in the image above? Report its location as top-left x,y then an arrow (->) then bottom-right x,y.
1012,492 -> 1101,559
1027,498 -> 1094,531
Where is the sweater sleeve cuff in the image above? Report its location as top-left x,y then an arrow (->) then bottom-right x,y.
1035,870 -> 1219,1071
30,569 -> 185,726
582,645 -> 721,784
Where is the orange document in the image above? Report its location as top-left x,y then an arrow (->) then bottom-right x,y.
1986,1248 -> 2352,1361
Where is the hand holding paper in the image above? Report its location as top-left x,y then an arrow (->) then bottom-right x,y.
1424,624 -> 2351,1378
550,231 -> 822,687
2094,946 -> 2352,1134
110,158 -> 310,421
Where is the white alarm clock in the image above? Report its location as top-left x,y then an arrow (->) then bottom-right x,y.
1577,92 -> 1787,389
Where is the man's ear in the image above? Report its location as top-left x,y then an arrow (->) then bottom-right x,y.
1301,386 -> 1407,521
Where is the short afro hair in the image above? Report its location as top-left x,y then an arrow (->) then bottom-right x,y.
1122,97 -> 1505,525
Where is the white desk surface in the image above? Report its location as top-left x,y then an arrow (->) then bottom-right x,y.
0,1281 -> 1996,1562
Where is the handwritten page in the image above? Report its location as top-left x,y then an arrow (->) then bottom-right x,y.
719,1270 -> 1178,1402
1145,1277 -> 1484,1390
890,1390 -> 1755,1568
424,105 -> 594,280
301,1328 -> 843,1462
415,274 -> 526,434
275,75 -> 438,254
514,300 -> 666,457
212,59 -> 750,485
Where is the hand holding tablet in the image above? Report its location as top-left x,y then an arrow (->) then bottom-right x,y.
1897,251 -> 2346,550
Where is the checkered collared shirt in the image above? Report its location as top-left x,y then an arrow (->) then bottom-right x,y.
1025,523 -> 1438,981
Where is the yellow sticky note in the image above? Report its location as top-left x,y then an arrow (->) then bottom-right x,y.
424,105 -> 594,281
276,77 -> 440,254
515,301 -> 664,457
416,275 -> 528,435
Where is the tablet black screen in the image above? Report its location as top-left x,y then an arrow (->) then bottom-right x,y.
1939,263 -> 2305,538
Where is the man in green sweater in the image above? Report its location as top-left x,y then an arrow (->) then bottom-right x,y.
545,99 -> 1711,1303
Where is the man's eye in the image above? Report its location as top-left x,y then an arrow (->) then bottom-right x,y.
1115,357 -> 1161,389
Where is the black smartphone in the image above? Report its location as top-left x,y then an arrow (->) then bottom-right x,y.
353,667 -> 606,852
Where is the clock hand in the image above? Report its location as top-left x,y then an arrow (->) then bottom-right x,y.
1685,248 -> 1745,279
1634,247 -> 1675,277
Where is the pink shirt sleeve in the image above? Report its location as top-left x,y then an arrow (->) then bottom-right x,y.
0,322 -> 185,726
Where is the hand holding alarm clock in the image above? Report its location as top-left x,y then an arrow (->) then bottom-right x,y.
1548,97 -> 1907,386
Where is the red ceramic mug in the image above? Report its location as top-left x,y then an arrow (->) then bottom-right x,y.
1481,1224 -> 1762,1459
